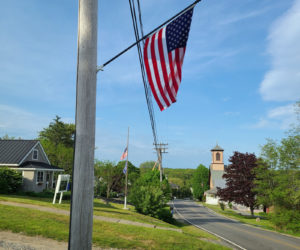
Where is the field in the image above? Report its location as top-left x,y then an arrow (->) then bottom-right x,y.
0,195 -> 230,249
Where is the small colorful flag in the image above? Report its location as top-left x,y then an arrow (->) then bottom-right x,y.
120,147 -> 128,160
123,161 -> 128,174
143,8 -> 194,111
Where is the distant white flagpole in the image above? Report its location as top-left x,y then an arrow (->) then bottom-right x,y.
124,127 -> 129,209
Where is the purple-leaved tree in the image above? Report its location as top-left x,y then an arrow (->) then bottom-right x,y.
217,152 -> 257,216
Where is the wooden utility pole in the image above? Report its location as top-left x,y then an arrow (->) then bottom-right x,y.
68,0 -> 98,249
153,143 -> 168,182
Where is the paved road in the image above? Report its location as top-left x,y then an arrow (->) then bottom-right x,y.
173,199 -> 300,250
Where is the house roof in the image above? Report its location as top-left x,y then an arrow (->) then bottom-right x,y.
0,140 -> 39,164
211,144 -> 224,151
19,161 -> 63,171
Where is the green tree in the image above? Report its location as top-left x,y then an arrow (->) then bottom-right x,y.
254,135 -> 300,211
115,161 -> 140,189
129,170 -> 172,221
192,164 -> 209,201
38,116 -> 75,174
94,160 -> 117,200
254,134 -> 300,231
139,161 -> 156,175
0,167 -> 22,194
0,134 -> 21,140
94,160 -> 139,199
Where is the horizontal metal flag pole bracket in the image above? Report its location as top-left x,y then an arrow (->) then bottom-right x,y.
96,65 -> 104,73
96,0 -> 201,71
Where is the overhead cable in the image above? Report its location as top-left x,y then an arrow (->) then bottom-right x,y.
128,0 -> 159,153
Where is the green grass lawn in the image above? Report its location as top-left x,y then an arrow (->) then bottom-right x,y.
0,195 -> 174,228
202,203 -> 300,237
0,195 -> 230,249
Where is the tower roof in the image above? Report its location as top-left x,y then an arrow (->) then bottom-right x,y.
211,144 -> 224,151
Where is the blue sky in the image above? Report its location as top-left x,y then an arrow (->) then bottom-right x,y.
0,0 -> 299,169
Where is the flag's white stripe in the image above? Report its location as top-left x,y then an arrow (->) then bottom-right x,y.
168,50 -> 177,99
154,30 -> 172,105
147,33 -> 167,108
171,50 -> 181,91
161,28 -> 175,102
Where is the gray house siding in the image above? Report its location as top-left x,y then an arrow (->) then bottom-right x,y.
22,170 -> 55,192
22,171 -> 36,192
23,143 -> 49,164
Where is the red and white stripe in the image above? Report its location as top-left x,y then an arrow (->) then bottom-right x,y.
144,27 -> 186,111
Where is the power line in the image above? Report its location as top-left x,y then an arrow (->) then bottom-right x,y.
128,0 -> 159,155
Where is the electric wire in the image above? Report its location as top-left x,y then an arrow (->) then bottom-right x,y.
128,0 -> 159,155
129,0 -> 157,147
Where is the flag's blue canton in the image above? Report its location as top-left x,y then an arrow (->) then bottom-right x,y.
166,9 -> 193,53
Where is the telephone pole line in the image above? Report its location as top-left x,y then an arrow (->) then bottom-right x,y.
69,0 -> 98,249
153,143 -> 168,182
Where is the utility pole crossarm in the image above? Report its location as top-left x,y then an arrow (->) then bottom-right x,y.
153,143 -> 168,182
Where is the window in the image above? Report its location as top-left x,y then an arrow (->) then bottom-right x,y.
216,152 -> 220,161
37,171 -> 44,183
33,149 -> 38,160
46,172 -> 50,182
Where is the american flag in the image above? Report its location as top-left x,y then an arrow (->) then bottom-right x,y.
120,147 -> 128,160
143,8 -> 194,111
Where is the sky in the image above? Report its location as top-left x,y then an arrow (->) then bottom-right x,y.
0,0 -> 299,169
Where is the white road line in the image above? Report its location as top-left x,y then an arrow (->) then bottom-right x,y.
173,201 -> 247,250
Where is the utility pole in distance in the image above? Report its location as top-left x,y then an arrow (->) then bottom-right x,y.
69,0 -> 98,249
153,143 -> 168,182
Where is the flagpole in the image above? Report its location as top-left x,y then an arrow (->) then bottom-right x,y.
97,0 -> 201,71
124,127 -> 129,209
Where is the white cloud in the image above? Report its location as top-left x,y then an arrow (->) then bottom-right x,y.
252,104 -> 297,129
219,7 -> 272,26
260,0 -> 300,101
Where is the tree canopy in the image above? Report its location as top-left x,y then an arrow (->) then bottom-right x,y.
139,161 -> 156,175
94,160 -> 139,199
217,152 -> 257,215
38,116 -> 75,174
254,134 -> 300,211
192,164 -> 209,200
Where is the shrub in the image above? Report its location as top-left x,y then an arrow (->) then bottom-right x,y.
270,208 -> 300,233
129,170 -> 171,222
228,202 -> 233,209
0,167 -> 22,193
258,212 -> 268,217
157,207 -> 174,223
219,202 -> 225,210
